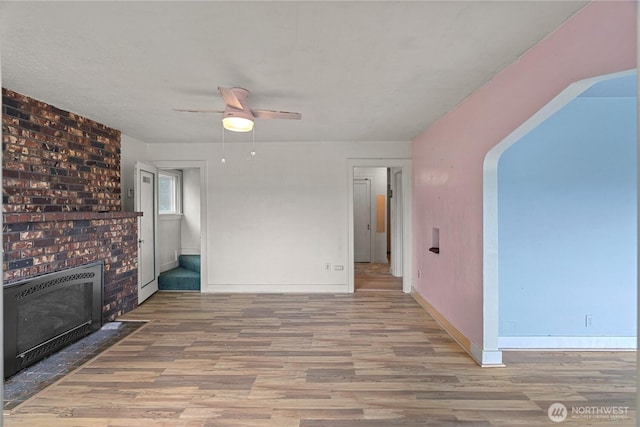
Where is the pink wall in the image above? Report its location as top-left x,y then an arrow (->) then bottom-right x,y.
412,0 -> 637,348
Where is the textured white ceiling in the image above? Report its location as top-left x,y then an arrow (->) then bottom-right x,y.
1,1 -> 587,144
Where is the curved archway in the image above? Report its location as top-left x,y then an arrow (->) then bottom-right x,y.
483,69 -> 637,358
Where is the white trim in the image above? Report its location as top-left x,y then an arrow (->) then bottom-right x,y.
482,69 -> 636,365
158,169 -> 182,215
153,160 -> 208,293
159,214 -> 183,221
205,284 -> 347,293
181,247 -> 200,255
499,336 -> 637,350
160,260 -> 179,273
390,168 -> 404,278
347,159 -> 412,294
470,342 -> 504,367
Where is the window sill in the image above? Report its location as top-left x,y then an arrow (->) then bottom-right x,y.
159,214 -> 183,221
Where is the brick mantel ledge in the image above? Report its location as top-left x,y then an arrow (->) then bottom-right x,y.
3,211 -> 142,224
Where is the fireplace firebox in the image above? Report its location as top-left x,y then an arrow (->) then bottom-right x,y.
3,262 -> 103,378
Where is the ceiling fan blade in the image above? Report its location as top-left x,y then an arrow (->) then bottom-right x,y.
252,109 -> 301,120
218,86 -> 244,110
174,108 -> 225,113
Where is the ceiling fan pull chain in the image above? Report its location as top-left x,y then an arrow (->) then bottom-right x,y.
251,128 -> 256,158
221,127 -> 226,164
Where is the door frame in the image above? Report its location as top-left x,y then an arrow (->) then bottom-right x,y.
347,159 -> 412,293
153,160 -> 208,292
390,168 -> 403,277
135,161 -> 160,303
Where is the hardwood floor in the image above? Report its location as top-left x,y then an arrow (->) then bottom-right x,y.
4,292 -> 636,426
355,262 -> 402,292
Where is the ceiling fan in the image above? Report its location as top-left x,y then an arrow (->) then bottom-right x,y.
175,86 -> 301,132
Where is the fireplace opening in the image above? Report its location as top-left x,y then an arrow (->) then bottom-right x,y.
4,262 -> 103,378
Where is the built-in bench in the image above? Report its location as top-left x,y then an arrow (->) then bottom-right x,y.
158,255 -> 200,291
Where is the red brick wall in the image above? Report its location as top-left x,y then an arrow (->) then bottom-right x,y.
3,211 -> 140,321
2,89 -> 140,321
2,88 -> 121,213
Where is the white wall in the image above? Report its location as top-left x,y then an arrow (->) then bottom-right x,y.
181,168 -> 201,255
120,134 -> 148,212
147,140 -> 410,292
158,217 -> 181,272
354,167 -> 388,263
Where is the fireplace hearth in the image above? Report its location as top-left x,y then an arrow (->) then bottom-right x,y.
3,262 -> 103,378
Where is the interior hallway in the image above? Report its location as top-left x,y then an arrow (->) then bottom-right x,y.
354,262 -> 402,292
4,292 -> 635,426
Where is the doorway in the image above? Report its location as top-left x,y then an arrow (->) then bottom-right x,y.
347,159 -> 412,293
353,168 -> 400,291
153,160 -> 208,292
483,69 -> 636,361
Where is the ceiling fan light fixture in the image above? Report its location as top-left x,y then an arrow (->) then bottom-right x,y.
222,110 -> 254,132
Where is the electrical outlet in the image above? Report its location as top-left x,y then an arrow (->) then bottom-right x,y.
325,263 -> 331,271
334,265 -> 344,271
417,269 -> 422,279
585,314 -> 593,328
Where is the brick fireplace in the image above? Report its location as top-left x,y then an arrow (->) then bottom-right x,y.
2,88 -> 140,322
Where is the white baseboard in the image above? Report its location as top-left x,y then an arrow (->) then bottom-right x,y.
470,343 -> 504,367
181,248 -> 200,255
411,290 -> 503,367
160,260 -> 179,273
499,336 -> 637,350
204,283 -> 348,293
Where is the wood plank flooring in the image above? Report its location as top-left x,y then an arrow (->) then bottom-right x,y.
355,262 -> 402,292
355,275 -> 402,292
4,292 -> 636,426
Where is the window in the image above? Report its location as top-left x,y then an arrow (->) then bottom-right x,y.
158,170 -> 182,215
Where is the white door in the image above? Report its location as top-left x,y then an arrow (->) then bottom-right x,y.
353,179 -> 371,262
391,169 -> 403,277
135,162 -> 159,303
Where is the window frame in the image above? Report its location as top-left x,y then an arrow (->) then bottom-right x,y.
158,169 -> 182,217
